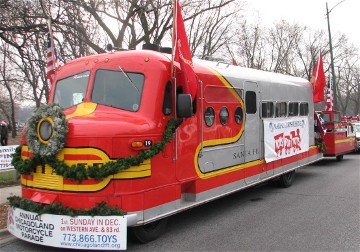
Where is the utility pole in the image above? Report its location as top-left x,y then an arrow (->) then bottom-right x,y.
326,0 -> 346,111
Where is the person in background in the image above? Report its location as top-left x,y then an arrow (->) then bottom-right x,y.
1,121 -> 8,146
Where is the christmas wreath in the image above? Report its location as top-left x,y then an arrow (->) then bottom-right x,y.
26,103 -> 68,157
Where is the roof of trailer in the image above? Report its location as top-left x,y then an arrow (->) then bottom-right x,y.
194,58 -> 309,87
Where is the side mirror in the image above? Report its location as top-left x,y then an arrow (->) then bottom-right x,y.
177,94 -> 193,118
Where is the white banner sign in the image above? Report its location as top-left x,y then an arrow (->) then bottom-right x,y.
264,117 -> 309,162
8,207 -> 127,250
0,145 -> 18,171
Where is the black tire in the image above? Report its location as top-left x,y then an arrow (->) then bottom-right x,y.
277,170 -> 295,188
336,155 -> 344,161
130,218 -> 168,244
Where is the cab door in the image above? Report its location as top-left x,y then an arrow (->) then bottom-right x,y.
243,81 -> 261,184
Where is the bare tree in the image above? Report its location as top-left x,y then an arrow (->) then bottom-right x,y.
50,0 -> 241,52
294,29 -> 328,81
348,66 -> 360,115
0,43 -> 22,137
0,0 -> 50,107
266,20 -> 305,75
335,45 -> 360,114
186,0 -> 244,59
234,20 -> 266,69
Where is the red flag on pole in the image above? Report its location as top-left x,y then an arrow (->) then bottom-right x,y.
310,53 -> 326,103
173,0 -> 197,99
46,20 -> 59,86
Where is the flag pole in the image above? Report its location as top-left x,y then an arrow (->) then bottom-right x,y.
326,2 -> 337,110
171,0 -> 177,79
315,52 -> 321,80
172,0 -> 178,161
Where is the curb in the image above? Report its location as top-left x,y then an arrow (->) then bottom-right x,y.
0,228 -> 16,246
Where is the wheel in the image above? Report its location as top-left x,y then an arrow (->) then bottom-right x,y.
277,170 -> 295,188
336,155 -> 344,161
130,218 -> 168,243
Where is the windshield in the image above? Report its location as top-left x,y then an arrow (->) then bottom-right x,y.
91,69 -> 144,112
54,71 -> 89,109
355,125 -> 360,132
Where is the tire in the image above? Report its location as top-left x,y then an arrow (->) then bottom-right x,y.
130,218 -> 168,244
277,170 -> 295,188
336,155 -> 344,161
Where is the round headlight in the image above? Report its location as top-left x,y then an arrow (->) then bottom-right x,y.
39,119 -> 53,142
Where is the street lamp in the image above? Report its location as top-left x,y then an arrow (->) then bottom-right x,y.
326,0 -> 346,111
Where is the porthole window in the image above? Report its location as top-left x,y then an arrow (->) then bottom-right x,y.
204,107 -> 215,127
219,107 -> 229,125
234,106 -> 243,124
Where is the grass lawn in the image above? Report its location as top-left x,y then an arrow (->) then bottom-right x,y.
0,170 -> 19,188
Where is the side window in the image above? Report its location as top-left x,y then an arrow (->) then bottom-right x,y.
299,103 -> 309,116
245,91 -> 257,114
262,102 -> 274,118
333,113 -> 341,122
288,102 -> 299,117
54,71 -> 89,109
323,113 -> 330,122
162,81 -> 172,115
204,107 -> 215,127
234,106 -> 244,124
275,102 -> 287,117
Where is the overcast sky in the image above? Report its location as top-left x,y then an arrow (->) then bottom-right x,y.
244,0 -> 360,48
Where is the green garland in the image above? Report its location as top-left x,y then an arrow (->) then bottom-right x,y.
12,118 -> 180,181
8,196 -> 126,216
315,140 -> 327,153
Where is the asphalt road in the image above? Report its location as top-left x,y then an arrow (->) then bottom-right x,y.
2,153 -> 360,251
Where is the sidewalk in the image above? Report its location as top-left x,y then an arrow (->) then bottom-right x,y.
0,185 -> 21,247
